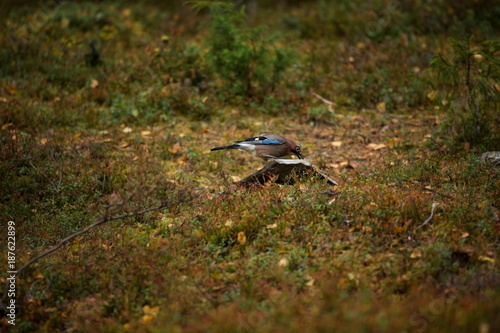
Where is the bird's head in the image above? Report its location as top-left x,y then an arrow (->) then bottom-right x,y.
285,138 -> 303,159
292,145 -> 304,159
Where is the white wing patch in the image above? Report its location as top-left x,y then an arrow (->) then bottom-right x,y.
236,143 -> 256,152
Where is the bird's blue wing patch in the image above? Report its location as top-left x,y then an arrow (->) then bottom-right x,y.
262,139 -> 283,145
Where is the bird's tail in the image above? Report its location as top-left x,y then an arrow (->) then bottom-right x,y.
211,144 -> 240,151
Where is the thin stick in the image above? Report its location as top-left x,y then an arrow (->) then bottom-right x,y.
417,203 -> 439,229
1,196 -> 194,308
311,91 -> 335,106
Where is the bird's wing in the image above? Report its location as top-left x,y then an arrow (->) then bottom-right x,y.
236,135 -> 285,145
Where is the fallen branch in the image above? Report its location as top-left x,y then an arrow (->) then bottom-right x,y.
0,195 -> 195,309
417,203 -> 439,229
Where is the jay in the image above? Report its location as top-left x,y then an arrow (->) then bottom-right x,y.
211,133 -> 303,161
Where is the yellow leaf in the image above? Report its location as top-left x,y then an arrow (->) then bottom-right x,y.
410,249 -> 422,259
478,256 -> 495,264
141,314 -> 154,323
237,231 -> 246,245
266,223 -> 278,229
123,127 -> 133,133
143,305 -> 160,315
1,123 -> 12,130
376,101 -> 386,112
123,323 -> 131,331
141,130 -> 151,137
461,232 -> 470,238
90,79 -> 99,89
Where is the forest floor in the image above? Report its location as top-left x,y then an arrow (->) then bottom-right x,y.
1,1 -> 499,332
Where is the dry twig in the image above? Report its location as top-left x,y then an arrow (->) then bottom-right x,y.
417,203 -> 439,229
0,195 -> 195,309
311,91 -> 335,106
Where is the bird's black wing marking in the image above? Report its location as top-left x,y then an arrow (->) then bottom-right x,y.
236,136 -> 268,143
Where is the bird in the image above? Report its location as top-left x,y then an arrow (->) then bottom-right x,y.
211,133 -> 303,161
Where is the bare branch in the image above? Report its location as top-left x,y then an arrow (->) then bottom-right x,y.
0,195 -> 196,309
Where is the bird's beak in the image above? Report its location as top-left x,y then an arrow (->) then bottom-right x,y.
295,152 -> 304,159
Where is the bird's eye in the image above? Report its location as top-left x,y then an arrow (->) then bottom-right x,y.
295,146 -> 301,152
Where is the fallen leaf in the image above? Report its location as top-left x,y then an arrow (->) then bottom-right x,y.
5,84 -> 18,95
306,275 -> 315,287
367,143 -> 386,150
361,226 -> 372,232
237,231 -> 246,245
90,79 -> 99,89
278,257 -> 289,267
376,101 -> 386,112
141,314 -> 154,323
478,256 -> 495,264
123,127 -> 132,133
427,90 -> 439,101
331,141 -> 343,148
143,305 -> 160,316
410,249 -> 422,259
141,130 -> 151,137
266,223 -> 278,229
387,137 -> 399,149
169,142 -> 181,154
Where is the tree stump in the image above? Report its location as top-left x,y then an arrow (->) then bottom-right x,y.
239,159 -> 337,186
